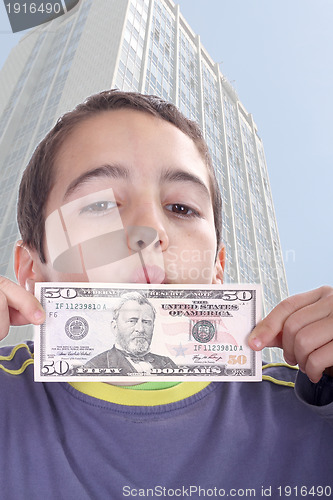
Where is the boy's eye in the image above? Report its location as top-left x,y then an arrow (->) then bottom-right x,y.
79,201 -> 117,214
165,203 -> 199,217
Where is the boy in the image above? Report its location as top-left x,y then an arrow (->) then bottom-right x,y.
0,90 -> 332,499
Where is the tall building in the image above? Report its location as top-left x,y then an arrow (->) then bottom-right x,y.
0,0 -> 288,360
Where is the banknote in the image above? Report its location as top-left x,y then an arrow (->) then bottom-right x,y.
34,283 -> 262,382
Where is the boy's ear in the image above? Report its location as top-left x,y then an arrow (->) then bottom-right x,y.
212,245 -> 225,284
14,241 -> 45,293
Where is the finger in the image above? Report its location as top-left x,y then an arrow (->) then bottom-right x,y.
293,316 -> 333,373
0,277 -> 45,327
304,341 -> 333,383
248,287 -> 328,350
0,291 -> 11,340
281,296 -> 333,365
9,308 -> 43,327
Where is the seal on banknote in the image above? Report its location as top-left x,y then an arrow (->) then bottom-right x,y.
65,316 -> 89,340
192,320 -> 215,343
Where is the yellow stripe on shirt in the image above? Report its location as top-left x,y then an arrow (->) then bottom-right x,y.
69,381 -> 211,406
262,362 -> 298,388
0,343 -> 34,375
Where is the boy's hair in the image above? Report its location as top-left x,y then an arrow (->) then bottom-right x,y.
17,89 -> 222,263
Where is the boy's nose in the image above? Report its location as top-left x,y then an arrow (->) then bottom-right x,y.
125,204 -> 169,252
126,226 -> 160,252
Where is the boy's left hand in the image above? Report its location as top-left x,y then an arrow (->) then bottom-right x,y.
248,286 -> 333,383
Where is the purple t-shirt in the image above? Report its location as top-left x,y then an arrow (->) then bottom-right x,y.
1,342 -> 333,499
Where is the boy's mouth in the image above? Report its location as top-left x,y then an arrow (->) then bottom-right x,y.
131,265 -> 166,284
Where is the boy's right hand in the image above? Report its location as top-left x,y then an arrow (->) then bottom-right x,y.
0,276 -> 45,341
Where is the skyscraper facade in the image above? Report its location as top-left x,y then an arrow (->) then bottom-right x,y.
0,0 -> 288,359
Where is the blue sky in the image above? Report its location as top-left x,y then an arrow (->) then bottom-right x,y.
177,0 -> 333,296
0,0 -> 332,296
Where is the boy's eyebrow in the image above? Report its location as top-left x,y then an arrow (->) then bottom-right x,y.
160,168 -> 211,199
63,164 -> 129,201
63,164 -> 211,201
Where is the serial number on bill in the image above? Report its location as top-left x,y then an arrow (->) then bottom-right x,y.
53,303 -> 107,311
194,344 -> 244,352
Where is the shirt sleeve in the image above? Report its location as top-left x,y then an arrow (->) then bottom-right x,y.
295,371 -> 333,425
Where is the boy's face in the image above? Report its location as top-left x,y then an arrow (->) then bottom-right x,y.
38,109 -> 223,285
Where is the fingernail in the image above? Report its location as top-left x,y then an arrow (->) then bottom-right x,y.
251,337 -> 262,350
34,310 -> 45,323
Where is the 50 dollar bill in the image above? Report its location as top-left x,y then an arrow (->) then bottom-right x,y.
34,283 -> 262,382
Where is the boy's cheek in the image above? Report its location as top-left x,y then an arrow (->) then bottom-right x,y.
167,245 -> 178,263
166,263 -> 179,281
164,246 -> 217,284
165,261 -> 214,284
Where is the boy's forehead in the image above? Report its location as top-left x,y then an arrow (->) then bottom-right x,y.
47,108 -> 211,210
54,108 -> 204,163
